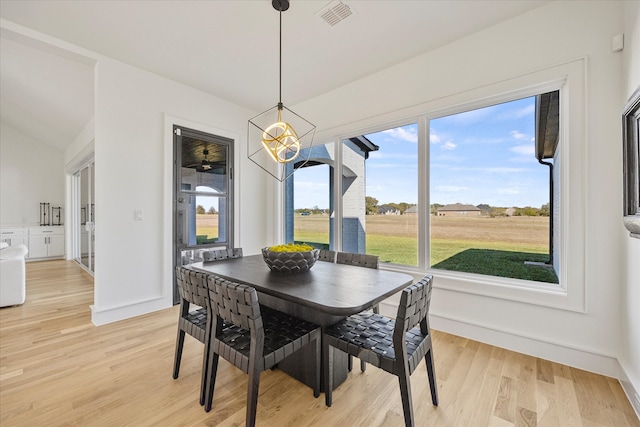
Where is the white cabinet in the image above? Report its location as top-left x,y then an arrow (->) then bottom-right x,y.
0,228 -> 27,248
28,227 -> 64,259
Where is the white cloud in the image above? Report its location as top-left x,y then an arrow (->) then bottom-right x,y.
442,141 -> 457,150
498,188 -> 521,195
510,130 -> 527,140
476,167 -> 528,173
436,185 -> 468,192
382,127 -> 417,143
497,103 -> 535,120
510,144 -> 535,156
430,132 -> 441,144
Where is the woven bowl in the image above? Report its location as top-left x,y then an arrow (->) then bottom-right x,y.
261,247 -> 320,273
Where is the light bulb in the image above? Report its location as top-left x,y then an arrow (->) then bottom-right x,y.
261,121 -> 301,163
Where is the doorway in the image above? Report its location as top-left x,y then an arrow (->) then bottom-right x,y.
173,126 -> 234,304
73,162 -> 95,274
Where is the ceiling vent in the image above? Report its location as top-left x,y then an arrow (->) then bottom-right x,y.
316,1 -> 354,27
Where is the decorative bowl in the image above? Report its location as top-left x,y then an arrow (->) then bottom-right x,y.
261,247 -> 320,273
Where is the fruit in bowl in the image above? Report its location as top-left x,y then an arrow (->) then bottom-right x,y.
262,243 -> 319,273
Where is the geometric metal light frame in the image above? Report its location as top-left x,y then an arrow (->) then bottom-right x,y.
246,0 -> 316,182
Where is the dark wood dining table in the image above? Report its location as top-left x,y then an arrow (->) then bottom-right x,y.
191,254 -> 414,390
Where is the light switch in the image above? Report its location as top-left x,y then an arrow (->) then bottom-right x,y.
134,210 -> 143,221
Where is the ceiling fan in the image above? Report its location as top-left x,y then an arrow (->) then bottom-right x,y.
200,149 -> 212,171
185,148 -> 213,171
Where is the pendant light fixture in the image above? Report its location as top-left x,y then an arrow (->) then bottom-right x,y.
247,0 -> 316,182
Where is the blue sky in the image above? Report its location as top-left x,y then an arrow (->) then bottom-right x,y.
294,96 -> 549,209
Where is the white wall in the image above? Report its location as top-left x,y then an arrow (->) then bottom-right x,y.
296,0 -> 629,384
621,0 -> 640,414
0,123 -> 64,226
90,57 -> 271,324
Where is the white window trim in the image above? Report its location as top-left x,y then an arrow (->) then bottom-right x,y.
284,57 -> 587,313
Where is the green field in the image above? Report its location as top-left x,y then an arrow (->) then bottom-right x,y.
196,213 -> 558,283
293,214 -> 557,283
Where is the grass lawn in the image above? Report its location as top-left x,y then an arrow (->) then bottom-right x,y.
293,214 -> 558,283
196,213 -> 558,283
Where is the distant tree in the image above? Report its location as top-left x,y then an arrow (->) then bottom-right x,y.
196,205 -> 205,215
398,202 -> 412,214
490,207 -> 507,217
477,204 -> 491,214
540,203 -> 550,216
365,196 -> 379,215
207,206 -> 217,214
514,206 -> 540,216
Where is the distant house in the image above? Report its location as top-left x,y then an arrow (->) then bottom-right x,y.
378,205 -> 400,215
436,203 -> 482,217
404,206 -> 418,215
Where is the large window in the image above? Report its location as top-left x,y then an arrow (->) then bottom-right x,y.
285,91 -> 561,285
430,95 -> 558,283
341,125 -> 419,265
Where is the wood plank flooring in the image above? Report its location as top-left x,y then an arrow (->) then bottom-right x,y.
1,260 -> 638,426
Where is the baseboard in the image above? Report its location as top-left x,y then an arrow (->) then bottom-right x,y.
379,299 -> 623,379
90,297 -> 170,326
619,365 -> 640,420
425,310 -> 620,377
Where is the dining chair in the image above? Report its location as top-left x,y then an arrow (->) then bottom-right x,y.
204,274 -> 322,426
317,249 -> 336,262
173,266 -> 211,406
336,251 -> 379,270
322,274 -> 438,427
336,251 -> 380,371
201,247 -> 243,262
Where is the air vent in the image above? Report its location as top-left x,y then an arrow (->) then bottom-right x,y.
316,1 -> 354,27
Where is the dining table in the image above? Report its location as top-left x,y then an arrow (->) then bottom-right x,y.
191,254 -> 414,390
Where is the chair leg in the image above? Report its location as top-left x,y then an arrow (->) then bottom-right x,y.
173,329 -> 186,379
246,369 -> 261,427
348,355 -> 353,371
360,359 -> 367,372
397,368 -> 415,427
204,352 -> 219,412
425,348 -> 439,406
323,340 -> 333,407
199,339 -> 210,406
313,335 -> 321,398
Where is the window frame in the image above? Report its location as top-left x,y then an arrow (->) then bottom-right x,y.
283,58 -> 586,312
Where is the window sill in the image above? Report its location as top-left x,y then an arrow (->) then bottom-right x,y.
381,263 -> 585,313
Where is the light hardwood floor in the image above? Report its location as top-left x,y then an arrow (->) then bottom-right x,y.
1,260 -> 638,426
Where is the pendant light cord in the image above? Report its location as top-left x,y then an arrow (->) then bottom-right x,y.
278,5 -> 283,108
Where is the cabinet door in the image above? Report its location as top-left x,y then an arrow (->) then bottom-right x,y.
48,235 -> 65,257
29,236 -> 48,258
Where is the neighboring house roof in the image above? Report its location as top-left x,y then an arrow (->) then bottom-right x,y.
437,203 -> 481,212
378,206 -> 398,214
404,206 -> 418,214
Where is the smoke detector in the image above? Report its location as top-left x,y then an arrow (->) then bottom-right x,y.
316,1 -> 354,27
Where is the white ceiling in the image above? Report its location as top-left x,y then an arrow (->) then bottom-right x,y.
0,0 -> 548,152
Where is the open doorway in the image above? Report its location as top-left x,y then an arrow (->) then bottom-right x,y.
72,161 -> 95,274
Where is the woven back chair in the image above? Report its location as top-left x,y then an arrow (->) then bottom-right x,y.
317,249 -> 336,262
336,251 -> 380,371
204,275 -> 321,426
323,275 -> 438,427
336,251 -> 379,269
201,247 -> 243,262
173,266 -> 211,406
